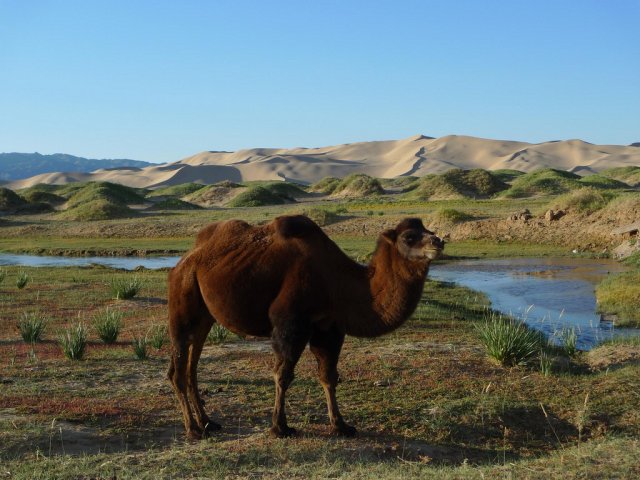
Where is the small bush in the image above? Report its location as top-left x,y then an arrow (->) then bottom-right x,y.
297,207 -> 342,226
93,309 -> 123,344
149,324 -> 168,349
132,335 -> 148,360
18,312 -> 47,343
109,276 -> 142,300
476,314 -> 546,366
550,187 -> 612,214
207,324 -> 230,344
16,271 -> 30,289
59,323 -> 88,360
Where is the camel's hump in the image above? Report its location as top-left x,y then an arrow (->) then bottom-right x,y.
273,215 -> 322,239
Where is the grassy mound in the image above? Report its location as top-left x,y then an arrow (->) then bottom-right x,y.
259,181 -> 308,199
411,168 -> 508,200
309,177 -> 341,195
492,169 -> 526,184
501,168 -> 582,198
600,166 -> 640,187
58,199 -> 138,221
548,187 -> 614,214
0,187 -> 27,211
379,176 -> 419,192
20,190 -> 66,205
330,174 -> 384,197
62,182 -> 145,208
183,181 -> 242,207
226,186 -> 288,207
431,207 -> 474,224
289,207 -> 346,226
146,183 -> 207,198
147,198 -> 202,210
578,174 -> 630,190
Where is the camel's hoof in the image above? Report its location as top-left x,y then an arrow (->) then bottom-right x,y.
331,423 -> 357,437
186,429 -> 204,442
269,425 -> 298,438
203,421 -> 222,435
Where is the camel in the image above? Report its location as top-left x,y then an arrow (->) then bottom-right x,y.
167,215 -> 444,440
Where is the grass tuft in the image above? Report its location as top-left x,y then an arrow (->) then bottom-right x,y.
16,271 -> 30,289
132,335 -> 149,360
18,312 -> 47,343
148,324 -> 168,349
59,323 -> 88,360
109,276 -> 142,300
207,323 -> 230,344
93,309 -> 123,344
475,313 -> 546,366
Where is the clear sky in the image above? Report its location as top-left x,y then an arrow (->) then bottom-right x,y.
1,0 -> 638,163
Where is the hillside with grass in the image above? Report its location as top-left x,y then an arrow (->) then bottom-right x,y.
409,168 -> 509,200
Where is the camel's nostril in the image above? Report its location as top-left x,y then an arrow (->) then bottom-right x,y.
430,236 -> 444,249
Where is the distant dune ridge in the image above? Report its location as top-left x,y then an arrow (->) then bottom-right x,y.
6,135 -> 640,189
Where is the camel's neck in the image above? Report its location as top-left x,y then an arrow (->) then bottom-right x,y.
343,239 -> 430,338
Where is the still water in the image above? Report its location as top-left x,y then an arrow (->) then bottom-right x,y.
0,254 -> 636,349
429,257 -> 637,349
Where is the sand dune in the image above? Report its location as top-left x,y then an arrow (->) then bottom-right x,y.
8,135 -> 640,190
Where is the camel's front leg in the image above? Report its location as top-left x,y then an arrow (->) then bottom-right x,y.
309,327 -> 356,437
270,324 -> 309,438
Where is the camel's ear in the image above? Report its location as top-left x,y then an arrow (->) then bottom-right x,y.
381,229 -> 397,244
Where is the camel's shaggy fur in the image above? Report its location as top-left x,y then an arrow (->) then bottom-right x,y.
167,215 -> 444,440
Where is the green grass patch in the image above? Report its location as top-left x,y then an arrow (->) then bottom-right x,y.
146,182 -> 207,198
226,185 -> 289,207
58,198 -> 138,221
147,198 -> 202,210
600,166 -> 640,187
595,271 -> 640,327
0,187 -> 26,211
431,207 -> 474,224
548,187 -> 614,214
64,181 -> 145,208
578,174 -> 630,190
109,276 -> 143,300
330,173 -> 384,197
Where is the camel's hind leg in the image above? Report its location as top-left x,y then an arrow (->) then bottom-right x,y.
309,326 -> 356,437
167,338 -> 202,440
186,317 -> 221,434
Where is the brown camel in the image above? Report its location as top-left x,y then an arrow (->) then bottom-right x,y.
167,215 -> 444,440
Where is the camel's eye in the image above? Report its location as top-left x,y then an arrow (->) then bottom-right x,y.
403,233 -> 420,246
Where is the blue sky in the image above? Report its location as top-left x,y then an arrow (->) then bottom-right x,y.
1,0 -> 638,163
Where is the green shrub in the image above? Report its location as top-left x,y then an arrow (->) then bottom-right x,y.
330,174 -> 384,197
109,276 -> 142,300
475,314 -> 546,366
149,324 -> 168,349
59,323 -> 88,360
207,323 -> 230,344
18,312 -> 47,343
132,335 -> 148,360
93,309 -> 123,344
16,271 -> 29,289
539,350 -> 554,376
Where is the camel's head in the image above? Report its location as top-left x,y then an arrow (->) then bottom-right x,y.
382,218 -> 445,261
